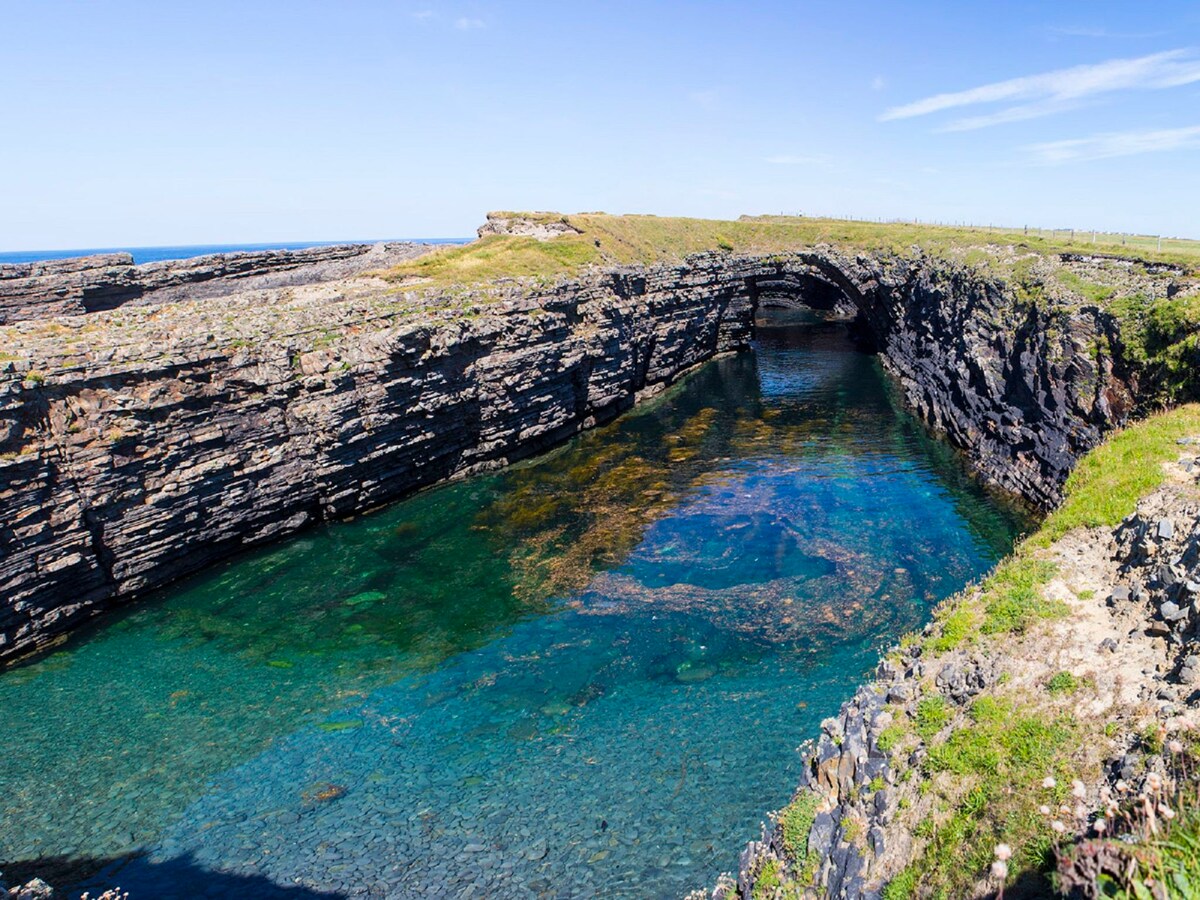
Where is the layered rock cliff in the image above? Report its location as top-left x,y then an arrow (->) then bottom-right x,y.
0,259 -> 753,660
0,244 -> 1165,661
0,241 -> 437,323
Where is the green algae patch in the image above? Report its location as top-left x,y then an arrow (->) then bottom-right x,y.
317,718 -> 364,732
343,590 -> 387,606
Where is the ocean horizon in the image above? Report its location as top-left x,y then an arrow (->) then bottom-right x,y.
0,238 -> 469,267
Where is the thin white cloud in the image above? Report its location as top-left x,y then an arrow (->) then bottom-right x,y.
1048,26 -> 1167,40
411,9 -> 434,20
454,16 -> 485,29
1026,124 -> 1200,163
938,97 -> 1083,132
870,76 -> 886,91
880,50 -> 1200,128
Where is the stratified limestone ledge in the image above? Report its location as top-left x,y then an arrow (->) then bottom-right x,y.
0,247 -> 1147,660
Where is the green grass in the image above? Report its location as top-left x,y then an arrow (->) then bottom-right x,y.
874,408 -> 1200,899
1055,269 -> 1117,304
877,723 -> 907,754
924,605 -> 977,653
979,556 -> 1063,635
882,865 -> 918,900
386,233 -> 603,287
1035,404 -> 1200,545
1046,671 -> 1080,695
1107,293 -> 1200,404
915,696 -> 953,741
909,698 -> 1077,897
779,792 -> 822,883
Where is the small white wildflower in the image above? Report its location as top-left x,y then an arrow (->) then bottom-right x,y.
1051,820 -> 1066,834
1043,776 -> 1057,789
994,843 -> 1013,861
1039,804 -> 1051,816
1074,803 -> 1089,821
1147,772 -> 1164,793
990,860 -> 1009,881
1094,818 -> 1107,834
1161,805 -> 1177,820
1072,779 -> 1087,800
1168,739 -> 1184,754
1116,779 -> 1129,793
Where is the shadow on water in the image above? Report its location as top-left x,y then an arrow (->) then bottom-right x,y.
4,854 -> 344,900
1,308 -> 1032,898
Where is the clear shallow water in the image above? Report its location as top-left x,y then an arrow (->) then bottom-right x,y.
0,313 -> 1030,898
0,240 -> 467,266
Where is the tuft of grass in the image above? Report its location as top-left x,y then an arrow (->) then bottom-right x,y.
750,857 -> 803,900
915,696 -> 953,741
1120,797 -> 1200,897
979,555 -> 1063,635
877,722 -> 907,754
1035,404 -> 1200,544
882,865 -> 918,900
779,793 -> 821,882
1055,268 -> 1117,304
1046,671 -> 1080,695
925,605 -> 977,654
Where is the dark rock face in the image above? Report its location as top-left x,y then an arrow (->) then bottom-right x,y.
0,263 -> 752,660
0,242 -> 437,323
0,247 -> 1142,661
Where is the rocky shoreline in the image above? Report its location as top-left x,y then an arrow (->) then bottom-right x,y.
0,242 -> 438,323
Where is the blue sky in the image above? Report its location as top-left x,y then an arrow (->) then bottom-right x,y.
4,0 -> 1199,249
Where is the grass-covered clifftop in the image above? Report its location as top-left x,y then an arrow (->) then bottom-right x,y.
385,212 -> 1200,408
388,212 -> 1200,285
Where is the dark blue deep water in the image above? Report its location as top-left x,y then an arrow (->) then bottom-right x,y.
0,240 -> 468,266
0,312 -> 1029,898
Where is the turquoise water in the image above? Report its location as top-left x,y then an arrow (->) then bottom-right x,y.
0,313 -> 1029,898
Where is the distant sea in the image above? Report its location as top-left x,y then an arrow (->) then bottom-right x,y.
0,238 -> 469,267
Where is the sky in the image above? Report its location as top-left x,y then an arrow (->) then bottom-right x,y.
3,0 -> 1199,250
